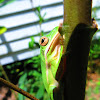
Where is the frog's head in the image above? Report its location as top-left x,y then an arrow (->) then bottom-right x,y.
39,26 -> 63,79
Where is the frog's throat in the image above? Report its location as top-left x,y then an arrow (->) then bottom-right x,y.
44,32 -> 62,84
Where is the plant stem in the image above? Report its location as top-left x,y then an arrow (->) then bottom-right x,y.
0,77 -> 39,100
30,0 -> 42,36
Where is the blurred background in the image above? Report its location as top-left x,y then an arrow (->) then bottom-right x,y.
0,0 -> 100,100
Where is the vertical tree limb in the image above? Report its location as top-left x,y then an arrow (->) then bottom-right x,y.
62,0 -> 97,100
62,0 -> 92,52
55,0 -> 98,100
64,0 -> 92,27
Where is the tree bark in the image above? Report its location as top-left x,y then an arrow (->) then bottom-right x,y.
63,0 -> 92,51
54,0 -> 98,100
63,0 -> 97,100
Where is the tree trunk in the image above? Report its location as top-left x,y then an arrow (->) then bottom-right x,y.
54,0 -> 98,100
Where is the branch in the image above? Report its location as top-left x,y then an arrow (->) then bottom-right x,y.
60,0 -> 92,52
0,77 -> 39,100
0,64 -> 18,99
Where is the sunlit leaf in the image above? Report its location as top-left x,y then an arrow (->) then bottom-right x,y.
0,26 -> 7,35
29,37 -> 35,49
19,73 -> 27,85
16,68 -> 20,72
31,37 -> 34,43
37,6 -> 41,13
0,0 -> 4,3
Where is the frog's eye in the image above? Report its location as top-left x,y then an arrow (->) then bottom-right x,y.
39,36 -> 49,46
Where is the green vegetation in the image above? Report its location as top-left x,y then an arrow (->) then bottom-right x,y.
0,5 -> 50,100
0,33 -> 100,100
0,55 -> 50,100
86,38 -> 100,100
0,1 -> 100,100
86,78 -> 100,100
88,38 -> 100,73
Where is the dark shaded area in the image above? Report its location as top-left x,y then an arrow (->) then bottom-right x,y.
63,23 -> 97,100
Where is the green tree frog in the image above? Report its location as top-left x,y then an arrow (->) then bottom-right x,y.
39,26 -> 64,100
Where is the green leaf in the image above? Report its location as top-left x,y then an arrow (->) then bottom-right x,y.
18,85 -> 27,100
18,71 -> 24,76
0,26 -> 7,35
37,6 -> 41,13
36,85 -> 45,99
0,0 -> 4,3
18,73 -> 27,85
93,54 -> 99,58
26,59 -> 33,64
29,37 -> 35,49
31,37 -> 34,43
6,65 -> 12,69
18,94 -> 24,100
28,70 -> 34,76
32,55 -> 40,60
29,41 -> 34,49
90,49 -> 94,54
33,71 -> 41,77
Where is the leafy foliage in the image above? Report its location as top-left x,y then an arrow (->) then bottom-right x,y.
88,38 -> 100,73
1,55 -> 50,100
35,6 -> 48,36
0,1 -> 100,100
18,55 -> 46,100
89,38 -> 100,59
0,4 -> 49,99
28,6 -> 47,49
35,6 -> 47,25
29,37 -> 35,49
0,0 -> 15,7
